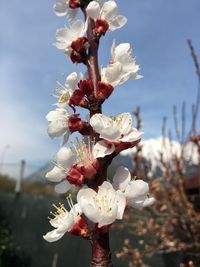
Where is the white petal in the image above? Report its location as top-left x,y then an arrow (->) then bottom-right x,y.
61,131 -> 70,146
98,204 -> 118,228
47,121 -> 68,138
101,62 -> 123,86
56,147 -> 74,169
70,20 -> 86,39
65,72 -> 78,89
112,166 -> 131,192
70,203 -> 82,217
45,166 -> 66,182
53,0 -> 68,16
90,114 -> 121,141
101,1 -> 127,31
43,229 -> 64,242
125,180 -> 149,200
82,203 -> 102,223
142,197 -> 156,207
92,140 -> 115,158
111,39 -> 116,61
77,188 -> 96,206
86,1 -> 101,19
57,213 -> 74,233
116,113 -> 132,135
98,181 -> 115,198
55,28 -> 72,49
108,15 -> 127,31
115,190 -> 126,219
120,129 -> 144,142
55,180 -> 72,194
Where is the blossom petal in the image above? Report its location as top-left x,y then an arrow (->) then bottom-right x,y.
55,28 -> 72,50
86,1 -> 101,19
55,180 -> 72,194
101,1 -> 127,31
43,229 -> 64,242
82,203 -> 102,223
112,166 -> 131,192
125,180 -> 149,200
65,72 -> 78,89
56,147 -> 74,169
77,188 -> 96,207
142,197 -> 156,207
56,213 -> 74,233
47,121 -> 68,138
90,113 -> 121,141
53,0 -> 68,16
61,131 -> 70,146
92,140 -> 115,158
116,113 -> 132,135
115,190 -> 126,220
98,204 -> 118,228
120,128 -> 143,142
101,62 -> 123,86
45,166 -> 66,182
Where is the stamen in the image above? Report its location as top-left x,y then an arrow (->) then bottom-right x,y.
66,194 -> 74,209
56,80 -> 66,90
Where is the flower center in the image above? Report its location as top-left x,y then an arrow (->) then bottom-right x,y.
71,137 -> 94,164
94,191 -> 116,216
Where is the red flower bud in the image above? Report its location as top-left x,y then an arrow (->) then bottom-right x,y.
68,114 -> 84,133
68,89 -> 89,111
75,162 -> 98,179
68,216 -> 89,238
67,166 -> 84,187
70,50 -> 84,64
71,37 -> 88,54
95,19 -> 109,36
69,0 -> 80,9
79,79 -> 94,97
97,82 -> 114,100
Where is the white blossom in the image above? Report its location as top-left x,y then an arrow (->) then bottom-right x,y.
55,20 -> 87,54
46,108 -> 70,144
86,0 -> 127,31
77,181 -> 126,228
90,112 -> 143,144
43,201 -> 82,242
101,41 -> 142,86
53,0 -> 77,19
113,166 -> 155,208
46,147 -> 74,193
46,139 -> 114,193
53,72 -> 79,108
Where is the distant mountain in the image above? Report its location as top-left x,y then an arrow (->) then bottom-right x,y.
27,163 -> 52,183
121,137 -> 199,171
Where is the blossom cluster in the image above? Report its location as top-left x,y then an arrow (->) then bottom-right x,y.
44,0 -> 155,243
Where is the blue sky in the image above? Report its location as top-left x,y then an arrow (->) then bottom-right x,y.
0,0 -> 200,177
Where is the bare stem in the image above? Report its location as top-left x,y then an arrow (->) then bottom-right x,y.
90,228 -> 113,267
81,6 -> 112,267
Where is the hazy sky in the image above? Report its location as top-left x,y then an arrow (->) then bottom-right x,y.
0,0 -> 200,177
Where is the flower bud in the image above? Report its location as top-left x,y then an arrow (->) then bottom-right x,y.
68,89 -> 89,111
67,166 -> 84,187
71,37 -> 88,54
95,19 -> 109,37
97,82 -> 113,100
75,160 -> 99,179
69,0 -> 81,9
68,114 -> 85,133
68,216 -> 89,238
79,79 -> 94,98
